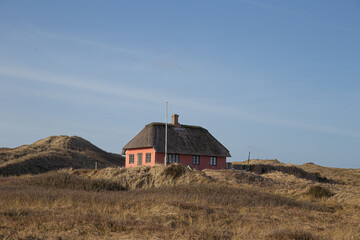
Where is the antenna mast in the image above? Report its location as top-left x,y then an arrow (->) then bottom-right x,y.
164,102 -> 168,166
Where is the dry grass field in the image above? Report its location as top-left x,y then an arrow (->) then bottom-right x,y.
0,162 -> 359,240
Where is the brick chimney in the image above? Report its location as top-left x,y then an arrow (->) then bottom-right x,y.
172,114 -> 180,128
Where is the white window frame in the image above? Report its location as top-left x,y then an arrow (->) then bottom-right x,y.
193,155 -> 200,165
167,154 -> 179,163
210,156 -> 217,166
129,154 -> 134,164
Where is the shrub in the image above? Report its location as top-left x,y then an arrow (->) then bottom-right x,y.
236,164 -> 336,183
307,186 -> 334,199
162,164 -> 186,179
266,229 -> 321,240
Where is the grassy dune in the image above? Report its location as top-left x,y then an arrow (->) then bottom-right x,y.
0,162 -> 359,239
0,136 -> 124,176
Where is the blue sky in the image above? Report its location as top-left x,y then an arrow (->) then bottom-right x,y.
0,0 -> 359,168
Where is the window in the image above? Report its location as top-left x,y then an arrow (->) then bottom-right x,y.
146,153 -> 151,163
167,154 -> 179,163
193,155 -> 200,165
129,154 -> 134,164
137,153 -> 143,166
210,157 -> 217,166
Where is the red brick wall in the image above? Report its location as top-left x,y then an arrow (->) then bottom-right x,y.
125,149 -> 227,170
154,152 -> 226,170
155,152 -> 166,165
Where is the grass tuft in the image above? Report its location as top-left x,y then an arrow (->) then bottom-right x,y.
306,186 -> 334,199
18,236 -> 43,240
26,171 -> 126,191
266,229 -> 321,240
162,163 -> 186,179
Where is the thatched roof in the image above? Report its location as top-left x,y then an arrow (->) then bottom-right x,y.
122,123 -> 231,157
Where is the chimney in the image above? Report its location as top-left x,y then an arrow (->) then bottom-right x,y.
172,114 -> 180,128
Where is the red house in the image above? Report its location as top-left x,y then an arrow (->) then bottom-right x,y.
122,114 -> 231,170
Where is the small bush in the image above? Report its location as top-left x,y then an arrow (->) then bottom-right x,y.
162,164 -> 186,179
1,209 -> 29,218
18,236 -> 43,240
267,229 -> 320,240
307,186 -> 334,199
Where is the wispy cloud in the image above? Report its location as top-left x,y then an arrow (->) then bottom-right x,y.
0,66 -> 162,104
35,30 -> 147,57
255,114 -> 360,139
1,66 -> 359,139
37,30 -> 188,72
170,99 -> 360,139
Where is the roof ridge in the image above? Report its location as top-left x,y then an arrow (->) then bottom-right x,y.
145,122 -> 204,129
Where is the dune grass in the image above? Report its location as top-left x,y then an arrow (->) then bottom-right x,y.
0,163 -> 359,239
0,136 -> 124,176
306,186 -> 334,199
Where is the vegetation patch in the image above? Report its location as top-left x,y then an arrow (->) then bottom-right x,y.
162,163 -> 186,179
306,186 -> 334,199
1,209 -> 29,218
0,169 -> 357,240
18,236 -> 43,240
266,229 -> 321,240
1,160 -> 359,239
234,163 -> 335,183
26,171 -> 126,191
0,135 -> 125,176
72,164 -> 213,190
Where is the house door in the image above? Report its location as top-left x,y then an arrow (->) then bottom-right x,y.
137,153 -> 143,166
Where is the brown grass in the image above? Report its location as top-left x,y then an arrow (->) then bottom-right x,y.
0,162 -> 359,239
232,160 -> 334,183
66,164 -> 213,190
266,229 -> 322,240
0,136 -> 124,176
300,162 -> 360,186
306,186 -> 334,199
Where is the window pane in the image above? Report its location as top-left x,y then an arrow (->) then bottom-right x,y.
129,154 -> 134,164
210,157 -> 217,166
193,155 -> 200,165
146,153 -> 151,163
167,154 -> 179,163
